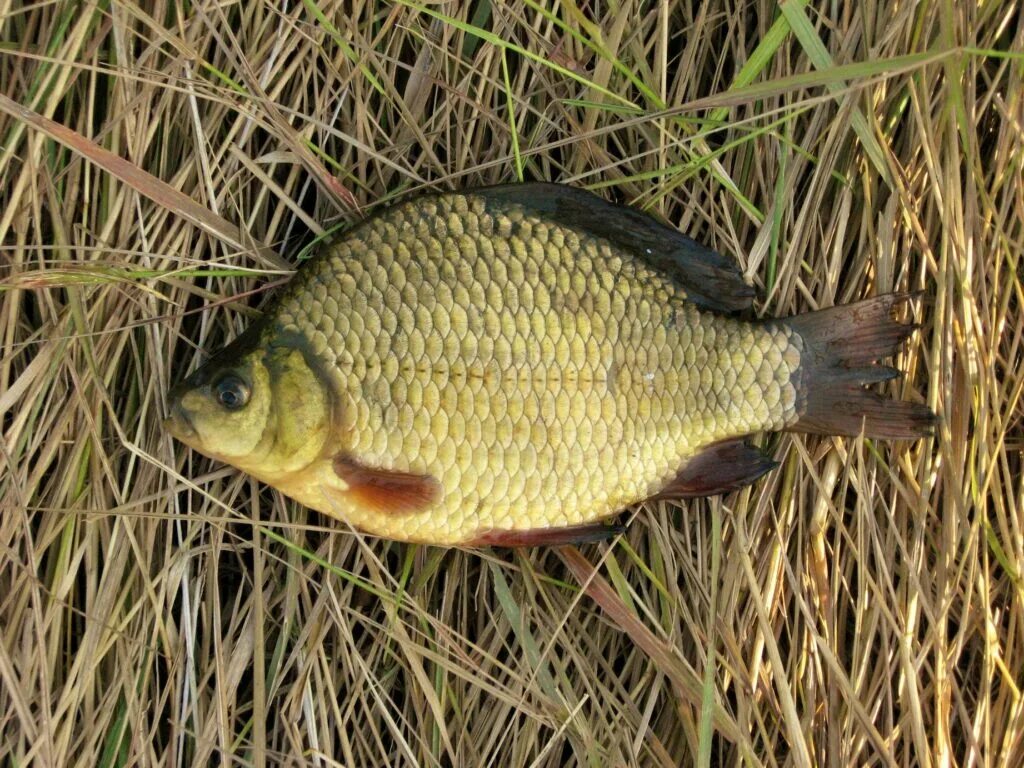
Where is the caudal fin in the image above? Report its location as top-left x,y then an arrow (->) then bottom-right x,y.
785,294 -> 935,440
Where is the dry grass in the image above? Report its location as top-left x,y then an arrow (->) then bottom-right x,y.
1,1 -> 1021,765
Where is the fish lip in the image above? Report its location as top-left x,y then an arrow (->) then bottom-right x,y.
164,397 -> 198,442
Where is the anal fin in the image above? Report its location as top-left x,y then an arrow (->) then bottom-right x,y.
467,521 -> 626,548
652,439 -> 777,499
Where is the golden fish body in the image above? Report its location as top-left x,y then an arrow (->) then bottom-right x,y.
167,184 -> 931,545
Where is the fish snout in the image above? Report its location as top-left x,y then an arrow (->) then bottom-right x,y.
164,390 -> 198,442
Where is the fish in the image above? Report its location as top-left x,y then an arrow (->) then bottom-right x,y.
165,183 -> 934,546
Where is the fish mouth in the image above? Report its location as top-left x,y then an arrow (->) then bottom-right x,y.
164,399 -> 198,443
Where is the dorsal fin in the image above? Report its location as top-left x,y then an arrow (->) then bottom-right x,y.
472,183 -> 754,313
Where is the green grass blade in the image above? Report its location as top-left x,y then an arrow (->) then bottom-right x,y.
501,50 -> 524,182
780,0 -> 891,183
488,561 -> 559,700
398,0 -> 634,107
301,0 -> 386,96
708,0 -> 810,124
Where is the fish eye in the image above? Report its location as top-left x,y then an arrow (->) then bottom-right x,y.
214,373 -> 250,411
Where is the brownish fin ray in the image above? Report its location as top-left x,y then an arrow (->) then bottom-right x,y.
474,183 -> 754,314
332,454 -> 441,516
652,439 -> 778,499
785,293 -> 936,439
467,521 -> 626,548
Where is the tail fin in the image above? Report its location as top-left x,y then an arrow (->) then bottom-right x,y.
785,294 -> 935,440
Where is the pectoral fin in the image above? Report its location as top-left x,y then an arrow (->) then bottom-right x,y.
652,439 -> 777,499
332,454 -> 441,516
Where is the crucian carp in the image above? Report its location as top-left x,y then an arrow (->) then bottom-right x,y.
166,184 -> 933,546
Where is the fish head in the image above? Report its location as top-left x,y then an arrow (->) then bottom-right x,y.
165,325 -> 333,480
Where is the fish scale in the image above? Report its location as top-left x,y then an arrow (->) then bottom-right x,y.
266,192 -> 799,542
167,183 -> 932,546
